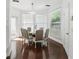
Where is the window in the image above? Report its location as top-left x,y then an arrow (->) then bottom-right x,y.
35,15 -> 47,31
22,14 -> 34,32
50,9 -> 61,39
22,14 -> 48,32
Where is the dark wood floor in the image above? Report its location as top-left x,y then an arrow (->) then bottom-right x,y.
11,38 -> 68,59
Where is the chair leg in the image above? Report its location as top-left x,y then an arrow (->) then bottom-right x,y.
21,38 -> 24,52
35,42 -> 36,48
28,42 -> 29,46
46,41 -> 48,47
41,42 -> 43,47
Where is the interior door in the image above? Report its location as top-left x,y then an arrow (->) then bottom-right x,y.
10,17 -> 17,40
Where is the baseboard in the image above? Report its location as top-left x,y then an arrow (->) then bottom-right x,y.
6,55 -> 10,59
6,43 -> 11,57
48,36 -> 63,44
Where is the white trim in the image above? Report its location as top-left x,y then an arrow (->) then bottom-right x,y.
49,36 -> 63,44
6,43 -> 11,57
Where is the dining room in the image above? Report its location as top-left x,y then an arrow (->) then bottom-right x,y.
6,0 -> 73,59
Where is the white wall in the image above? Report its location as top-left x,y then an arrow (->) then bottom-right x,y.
61,0 -> 73,59
6,6 -> 22,56
9,7 -> 22,38
6,0 -> 10,56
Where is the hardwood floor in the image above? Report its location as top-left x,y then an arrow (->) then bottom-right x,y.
10,38 -> 68,59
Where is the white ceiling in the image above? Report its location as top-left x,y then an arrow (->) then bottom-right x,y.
10,0 -> 62,14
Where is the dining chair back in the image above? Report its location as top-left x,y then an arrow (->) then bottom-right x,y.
45,29 -> 49,38
35,30 -> 43,41
27,27 -> 31,33
21,28 -> 29,39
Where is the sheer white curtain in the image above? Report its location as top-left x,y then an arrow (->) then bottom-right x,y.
22,14 -> 48,32
22,14 -> 34,32
35,15 -> 47,31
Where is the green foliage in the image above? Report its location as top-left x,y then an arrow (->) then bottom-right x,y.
51,16 -> 60,22
51,10 -> 60,22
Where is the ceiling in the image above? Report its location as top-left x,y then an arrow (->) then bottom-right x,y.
10,0 -> 62,14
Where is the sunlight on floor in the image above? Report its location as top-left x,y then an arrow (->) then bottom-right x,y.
13,38 -> 29,43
